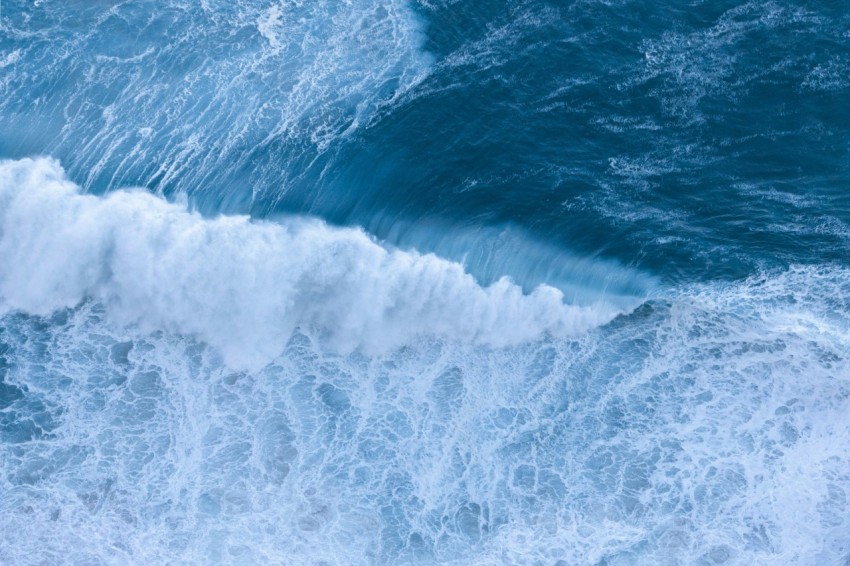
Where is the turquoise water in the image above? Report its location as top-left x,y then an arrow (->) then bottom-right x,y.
1,1 -> 849,563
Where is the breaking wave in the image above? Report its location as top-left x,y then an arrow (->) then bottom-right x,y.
0,157 -> 635,370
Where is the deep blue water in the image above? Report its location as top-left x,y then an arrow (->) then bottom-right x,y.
1,1 -> 849,564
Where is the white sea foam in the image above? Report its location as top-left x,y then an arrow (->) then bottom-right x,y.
0,157 -> 626,370
0,257 -> 848,564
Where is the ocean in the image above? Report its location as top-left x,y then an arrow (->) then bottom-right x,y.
1,0 -> 849,563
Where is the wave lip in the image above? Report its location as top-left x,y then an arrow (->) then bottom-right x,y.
0,158 -> 635,370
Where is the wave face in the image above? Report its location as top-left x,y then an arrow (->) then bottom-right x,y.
2,0 -> 850,564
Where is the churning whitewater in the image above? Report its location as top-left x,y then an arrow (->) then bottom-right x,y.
0,157 -> 624,369
2,0 -> 850,564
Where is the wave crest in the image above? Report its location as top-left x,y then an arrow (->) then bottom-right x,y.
0,158 -> 633,370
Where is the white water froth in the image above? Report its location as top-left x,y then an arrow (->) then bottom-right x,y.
0,158 -> 624,370
0,261 -> 848,564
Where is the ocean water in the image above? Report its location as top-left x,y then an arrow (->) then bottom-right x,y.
1,1 -> 849,564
